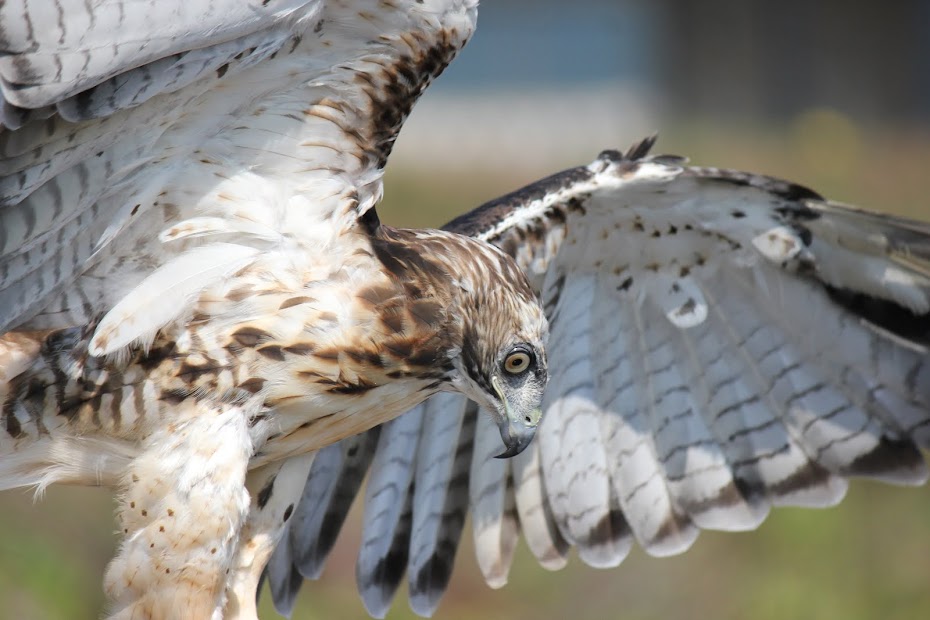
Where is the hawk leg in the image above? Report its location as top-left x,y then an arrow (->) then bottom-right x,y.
223,454 -> 316,620
103,400 -> 254,620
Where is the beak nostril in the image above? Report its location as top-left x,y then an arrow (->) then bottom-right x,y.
524,415 -> 531,423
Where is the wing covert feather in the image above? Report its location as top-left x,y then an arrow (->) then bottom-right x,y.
0,0 -> 477,336
0,0 -> 321,112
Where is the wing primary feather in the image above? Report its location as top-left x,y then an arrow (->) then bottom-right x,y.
469,411 -> 520,588
265,538 -> 303,619
287,428 -> 380,582
721,261 -> 929,483
539,273 -> 632,568
510,437 -> 569,570
360,487 -> 415,619
356,406 -> 426,618
407,394 -> 476,617
596,273 -> 700,555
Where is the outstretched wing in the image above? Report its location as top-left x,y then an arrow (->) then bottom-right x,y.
269,137 -> 930,617
0,0 -> 476,346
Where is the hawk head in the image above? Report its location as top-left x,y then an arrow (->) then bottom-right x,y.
441,236 -> 549,458
371,226 -> 549,457
453,290 -> 549,458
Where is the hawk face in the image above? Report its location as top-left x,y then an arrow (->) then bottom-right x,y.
452,332 -> 549,457
448,248 -> 549,458
370,226 -> 549,456
490,340 -> 549,458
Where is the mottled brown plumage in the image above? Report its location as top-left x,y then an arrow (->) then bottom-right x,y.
1,215 -> 548,620
0,3 -> 555,617
1,223 -> 545,476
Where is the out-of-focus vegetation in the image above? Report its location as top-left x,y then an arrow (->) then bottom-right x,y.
1,117 -> 929,619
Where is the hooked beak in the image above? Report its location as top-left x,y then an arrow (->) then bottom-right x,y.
491,376 -> 542,459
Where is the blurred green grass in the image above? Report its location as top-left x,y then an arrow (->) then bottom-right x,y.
2,118 -> 930,620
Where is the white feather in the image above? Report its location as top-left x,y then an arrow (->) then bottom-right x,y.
751,225 -> 806,262
620,285 -> 702,553
469,412 -> 517,588
541,273 -> 629,568
700,269 -> 848,508
89,243 -> 259,356
646,272 -> 708,329
159,217 -> 281,243
510,437 -> 567,570
0,434 -> 137,493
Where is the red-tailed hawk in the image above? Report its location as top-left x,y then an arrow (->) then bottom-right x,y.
1,1 -> 928,619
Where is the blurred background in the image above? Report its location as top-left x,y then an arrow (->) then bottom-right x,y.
2,1 -> 930,618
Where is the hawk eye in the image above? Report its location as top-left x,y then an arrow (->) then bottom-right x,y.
503,347 -> 533,375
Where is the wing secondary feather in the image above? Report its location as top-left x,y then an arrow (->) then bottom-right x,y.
272,137 -> 930,616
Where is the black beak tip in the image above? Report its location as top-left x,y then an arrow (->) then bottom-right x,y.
494,445 -> 523,459
494,422 -> 535,459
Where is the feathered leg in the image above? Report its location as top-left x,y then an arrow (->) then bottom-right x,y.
223,453 -> 316,620
104,399 -> 254,620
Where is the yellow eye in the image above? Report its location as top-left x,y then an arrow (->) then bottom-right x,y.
504,351 -> 532,374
